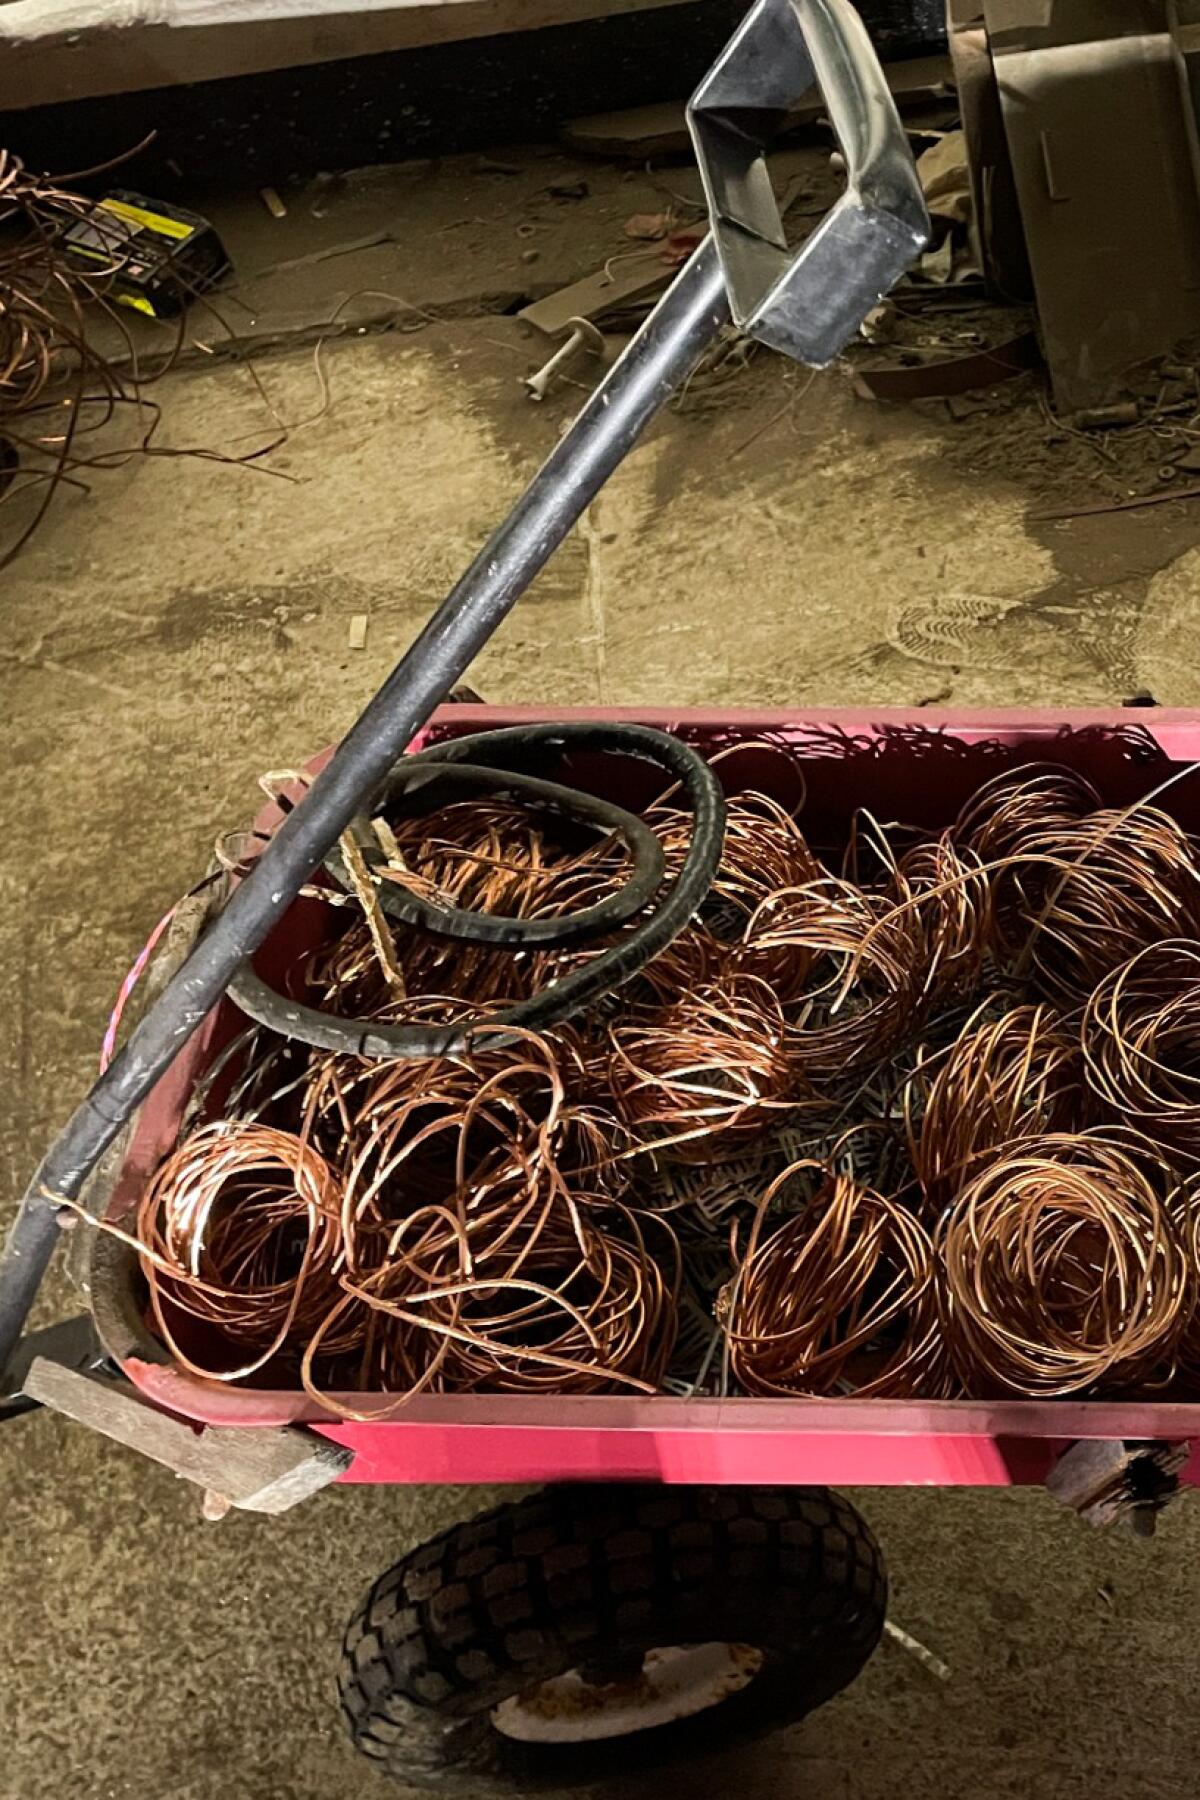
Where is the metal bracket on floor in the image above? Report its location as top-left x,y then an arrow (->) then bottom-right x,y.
1046,1439 -> 1190,1536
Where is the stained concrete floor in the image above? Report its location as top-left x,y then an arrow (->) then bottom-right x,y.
7,147 -> 1200,1799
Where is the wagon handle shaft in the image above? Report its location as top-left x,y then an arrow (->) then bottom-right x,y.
0,0 -> 927,1381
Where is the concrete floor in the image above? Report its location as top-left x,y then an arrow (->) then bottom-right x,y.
7,148 -> 1200,1798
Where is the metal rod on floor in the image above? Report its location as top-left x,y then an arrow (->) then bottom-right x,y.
0,239 -> 731,1378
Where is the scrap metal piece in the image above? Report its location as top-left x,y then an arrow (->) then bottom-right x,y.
1047,1439 -> 1189,1536
524,316 -> 606,401
687,0 -> 930,366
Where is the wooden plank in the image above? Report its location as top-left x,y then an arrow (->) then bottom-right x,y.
23,1358 -> 352,1513
518,246 -> 673,337
0,0 -> 698,111
563,52 -> 958,159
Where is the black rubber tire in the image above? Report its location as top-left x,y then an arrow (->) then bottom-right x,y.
338,1485 -> 887,1793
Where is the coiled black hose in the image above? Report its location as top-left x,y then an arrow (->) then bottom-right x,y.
326,758 -> 666,949
228,722 -> 725,1059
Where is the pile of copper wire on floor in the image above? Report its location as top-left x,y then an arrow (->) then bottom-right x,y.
0,148 -> 293,570
113,736 -> 1200,1409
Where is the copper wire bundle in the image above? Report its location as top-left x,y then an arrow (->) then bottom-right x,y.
955,768 -> 1200,1001
893,832 -> 991,1008
135,1122 -> 347,1380
723,1164 -> 950,1398
954,764 -> 1102,862
304,1186 -> 679,1405
939,1134 -> 1194,1396
907,1004 -> 1083,1214
1082,940 -> 1200,1166
745,877 -> 926,1089
376,794 -> 634,922
304,1015 -> 625,1234
649,787 -> 821,927
606,973 -> 799,1164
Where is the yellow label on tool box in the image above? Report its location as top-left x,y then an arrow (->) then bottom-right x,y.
98,198 -> 194,242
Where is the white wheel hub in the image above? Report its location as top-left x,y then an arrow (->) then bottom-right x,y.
491,1642 -> 765,1743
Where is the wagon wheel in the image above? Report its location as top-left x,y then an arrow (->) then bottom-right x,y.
339,1483 -> 886,1792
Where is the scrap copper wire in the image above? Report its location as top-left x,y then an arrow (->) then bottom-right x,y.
907,1003 -> 1083,1215
302,1186 -> 679,1408
939,1133 -> 1194,1396
723,1163 -> 951,1399
606,972 -> 800,1164
134,1122 -> 347,1381
744,877 -> 926,1089
1082,940 -> 1200,1166
0,149 -> 289,568
649,787 -> 821,927
955,769 -> 1200,1001
893,832 -> 991,1008
954,764 -> 1102,862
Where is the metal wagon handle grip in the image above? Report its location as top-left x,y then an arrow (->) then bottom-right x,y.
688,0 -> 929,365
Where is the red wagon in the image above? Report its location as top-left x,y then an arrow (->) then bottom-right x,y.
65,702 -> 1200,1790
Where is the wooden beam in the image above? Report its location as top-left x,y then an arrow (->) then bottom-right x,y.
0,0 -> 696,112
22,1357 -> 352,1513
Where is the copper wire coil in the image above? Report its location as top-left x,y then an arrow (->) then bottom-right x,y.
907,1003 -> 1083,1215
893,832 -> 991,1009
649,787 -> 821,924
954,764 -> 1102,863
744,878 -> 925,1088
606,972 -> 800,1164
300,1187 -> 680,1408
938,1133 -> 1195,1397
376,794 -> 634,921
953,767 -> 1200,1001
1010,808 -> 1200,1001
1082,940 -> 1200,1166
723,1164 -> 951,1399
135,1122 -> 348,1381
304,1016 -> 626,1237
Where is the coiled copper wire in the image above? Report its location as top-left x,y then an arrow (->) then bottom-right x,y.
939,1133 -> 1194,1396
135,1122 -> 347,1381
606,972 -> 800,1163
893,832 -> 991,1009
649,787 -> 822,927
744,877 -> 926,1090
1082,940 -> 1200,1166
907,1004 -> 1083,1215
723,1163 -> 951,1398
302,1185 -> 679,1408
954,764 -> 1102,862
955,769 -> 1200,1001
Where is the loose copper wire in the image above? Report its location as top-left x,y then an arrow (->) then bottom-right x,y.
1082,940 -> 1200,1166
939,1134 -> 1194,1396
745,878 -> 926,1089
134,1122 -> 347,1381
907,1003 -> 1083,1215
303,1188 -> 679,1408
723,1163 -> 951,1398
955,768 -> 1200,1001
606,972 -> 800,1164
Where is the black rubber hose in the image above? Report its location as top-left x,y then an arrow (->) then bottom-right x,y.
326,759 -> 666,949
228,723 -> 725,1059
